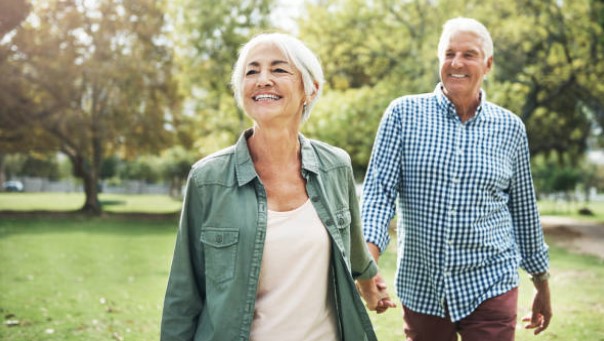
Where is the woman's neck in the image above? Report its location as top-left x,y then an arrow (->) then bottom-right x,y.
247,125 -> 301,165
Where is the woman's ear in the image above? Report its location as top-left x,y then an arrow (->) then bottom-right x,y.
308,81 -> 320,103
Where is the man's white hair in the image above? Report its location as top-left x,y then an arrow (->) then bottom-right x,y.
437,17 -> 494,64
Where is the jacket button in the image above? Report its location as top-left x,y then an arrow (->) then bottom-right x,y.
216,235 -> 223,243
338,218 -> 345,225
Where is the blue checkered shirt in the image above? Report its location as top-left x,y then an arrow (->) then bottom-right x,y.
362,84 -> 549,322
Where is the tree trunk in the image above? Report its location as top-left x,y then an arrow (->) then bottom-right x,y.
67,152 -> 102,215
81,170 -> 101,215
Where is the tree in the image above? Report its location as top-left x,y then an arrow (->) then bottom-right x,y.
166,0 -> 275,156
298,0 -> 604,176
159,146 -> 197,198
299,0 -> 443,173
0,0 -> 30,38
490,0 -> 603,165
0,0 -> 180,214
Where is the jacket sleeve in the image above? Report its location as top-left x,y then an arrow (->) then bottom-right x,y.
347,162 -> 378,280
161,172 -> 205,340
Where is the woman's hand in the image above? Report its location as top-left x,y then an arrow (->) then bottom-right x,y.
356,273 -> 397,314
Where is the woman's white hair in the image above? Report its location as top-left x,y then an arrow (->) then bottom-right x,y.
437,17 -> 494,64
231,33 -> 324,122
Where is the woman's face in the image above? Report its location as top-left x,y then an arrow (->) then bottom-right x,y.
242,43 -> 306,127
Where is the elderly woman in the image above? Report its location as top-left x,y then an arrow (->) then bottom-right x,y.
160,33 -> 394,341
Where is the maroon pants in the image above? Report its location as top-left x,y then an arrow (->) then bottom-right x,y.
403,288 -> 518,341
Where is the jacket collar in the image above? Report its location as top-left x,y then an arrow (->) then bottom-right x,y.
234,128 -> 319,187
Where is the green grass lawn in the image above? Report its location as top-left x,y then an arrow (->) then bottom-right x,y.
0,193 -> 182,214
537,199 -> 604,223
1,217 -> 603,340
0,217 -> 178,341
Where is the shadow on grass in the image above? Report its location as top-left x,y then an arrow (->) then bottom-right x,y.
0,211 -> 180,238
100,199 -> 126,206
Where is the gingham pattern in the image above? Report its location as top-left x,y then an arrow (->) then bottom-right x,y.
362,84 -> 549,322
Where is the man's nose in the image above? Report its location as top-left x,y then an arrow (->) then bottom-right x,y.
451,54 -> 463,68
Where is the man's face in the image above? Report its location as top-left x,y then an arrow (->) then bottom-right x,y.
439,31 -> 492,100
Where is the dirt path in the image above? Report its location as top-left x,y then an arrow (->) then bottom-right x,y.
541,216 -> 604,260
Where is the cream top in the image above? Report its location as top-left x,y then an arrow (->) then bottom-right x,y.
250,199 -> 339,341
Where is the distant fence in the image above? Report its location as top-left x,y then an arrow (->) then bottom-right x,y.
14,177 -> 170,195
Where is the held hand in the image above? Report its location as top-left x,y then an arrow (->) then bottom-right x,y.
522,281 -> 552,335
356,273 -> 396,314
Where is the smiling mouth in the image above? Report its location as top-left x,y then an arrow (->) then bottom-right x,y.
449,74 -> 468,79
253,94 -> 281,101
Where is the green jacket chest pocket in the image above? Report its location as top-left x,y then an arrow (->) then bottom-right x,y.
200,228 -> 239,284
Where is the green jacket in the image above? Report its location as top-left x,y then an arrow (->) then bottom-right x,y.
161,129 -> 379,341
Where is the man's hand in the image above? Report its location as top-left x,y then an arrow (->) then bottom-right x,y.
356,273 -> 397,314
522,280 -> 552,335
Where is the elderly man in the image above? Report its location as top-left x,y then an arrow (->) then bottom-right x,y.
361,17 -> 552,340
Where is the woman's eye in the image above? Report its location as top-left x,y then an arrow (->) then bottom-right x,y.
274,68 -> 288,73
245,70 -> 258,75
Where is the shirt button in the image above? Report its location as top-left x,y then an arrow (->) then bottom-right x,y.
452,177 -> 460,183
447,240 -> 453,245
449,209 -> 456,215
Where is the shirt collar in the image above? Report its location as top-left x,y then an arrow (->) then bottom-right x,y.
234,128 -> 319,187
434,83 -> 487,122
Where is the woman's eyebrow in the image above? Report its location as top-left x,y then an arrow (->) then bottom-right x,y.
246,60 -> 290,67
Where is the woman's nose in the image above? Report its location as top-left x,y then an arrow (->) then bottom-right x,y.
256,71 -> 273,87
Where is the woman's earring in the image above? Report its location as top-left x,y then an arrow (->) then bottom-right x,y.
303,102 -> 308,116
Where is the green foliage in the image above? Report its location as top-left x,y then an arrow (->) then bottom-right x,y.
533,158 -> 583,195
20,155 -> 61,181
166,0 -> 275,156
303,84 -> 394,176
298,0 -> 604,176
100,156 -> 120,180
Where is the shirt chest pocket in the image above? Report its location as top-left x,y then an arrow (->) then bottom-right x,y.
200,228 -> 239,284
